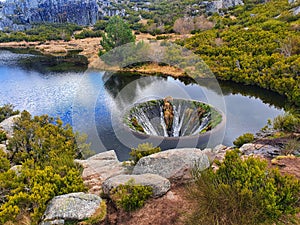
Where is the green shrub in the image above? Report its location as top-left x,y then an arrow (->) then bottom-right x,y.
130,117 -> 145,133
0,111 -> 88,224
0,130 -> 7,142
233,133 -> 255,147
74,29 -> 102,39
129,142 -> 161,165
187,150 -> 300,225
273,113 -> 300,133
282,138 -> 300,156
110,179 -> 152,212
0,149 -> 10,172
0,104 -> 19,123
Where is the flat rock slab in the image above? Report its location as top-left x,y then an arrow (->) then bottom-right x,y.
132,148 -> 210,181
240,143 -> 281,157
102,174 -> 171,198
75,150 -> 126,194
42,192 -> 102,223
0,115 -> 20,137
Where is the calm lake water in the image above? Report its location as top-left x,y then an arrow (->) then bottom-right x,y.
0,50 -> 286,160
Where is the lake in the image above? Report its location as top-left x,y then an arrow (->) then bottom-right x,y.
0,50 -> 286,160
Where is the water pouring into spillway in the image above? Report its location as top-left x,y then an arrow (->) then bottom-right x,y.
124,97 -> 223,138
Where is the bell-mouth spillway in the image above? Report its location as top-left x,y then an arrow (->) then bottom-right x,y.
124,97 -> 224,139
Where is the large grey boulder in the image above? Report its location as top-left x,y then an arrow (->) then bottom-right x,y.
0,115 -> 20,137
102,174 -> 170,198
132,148 -> 210,181
41,192 -> 103,223
75,150 -> 126,194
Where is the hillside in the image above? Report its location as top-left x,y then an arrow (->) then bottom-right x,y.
183,0 -> 300,107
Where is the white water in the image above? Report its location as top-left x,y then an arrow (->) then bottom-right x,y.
129,100 -> 216,137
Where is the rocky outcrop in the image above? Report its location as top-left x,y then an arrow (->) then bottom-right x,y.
163,97 -> 174,134
239,143 -> 281,158
41,192 -> 104,224
75,150 -> 126,194
0,0 -> 125,31
0,0 -> 125,30
203,0 -> 244,13
132,148 -> 210,181
102,174 -> 171,198
0,114 -> 20,137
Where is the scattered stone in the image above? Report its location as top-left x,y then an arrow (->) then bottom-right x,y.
289,0 -> 297,4
42,192 -> 104,223
102,174 -> 170,198
213,144 -> 233,162
213,144 -> 228,153
204,0 -> 244,13
40,219 -> 65,225
292,6 -> 300,15
240,143 -> 281,158
75,150 -> 126,194
10,165 -> 22,175
0,144 -> 7,154
0,115 -> 20,137
132,148 -> 210,181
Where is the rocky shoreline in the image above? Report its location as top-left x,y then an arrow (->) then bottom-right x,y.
1,115 -> 300,224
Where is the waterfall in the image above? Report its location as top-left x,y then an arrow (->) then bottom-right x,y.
181,109 -> 199,136
160,105 -> 168,137
173,103 -> 185,137
192,114 -> 210,135
172,104 -> 180,137
135,108 -> 158,136
125,99 -> 221,137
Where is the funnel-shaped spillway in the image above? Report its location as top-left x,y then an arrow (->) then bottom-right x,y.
124,98 -> 222,137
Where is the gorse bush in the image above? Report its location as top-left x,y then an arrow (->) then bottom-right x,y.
74,29 -> 102,39
282,138 -> 300,156
0,23 -> 82,42
187,150 -> 300,225
184,0 -> 300,107
233,132 -> 255,147
129,142 -> 161,165
0,104 -> 19,123
273,113 -> 300,133
0,110 -> 88,224
110,179 -> 153,212
0,130 -> 7,142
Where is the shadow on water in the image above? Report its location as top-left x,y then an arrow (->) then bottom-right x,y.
0,47 -> 88,73
103,71 -> 288,110
218,80 -> 287,110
